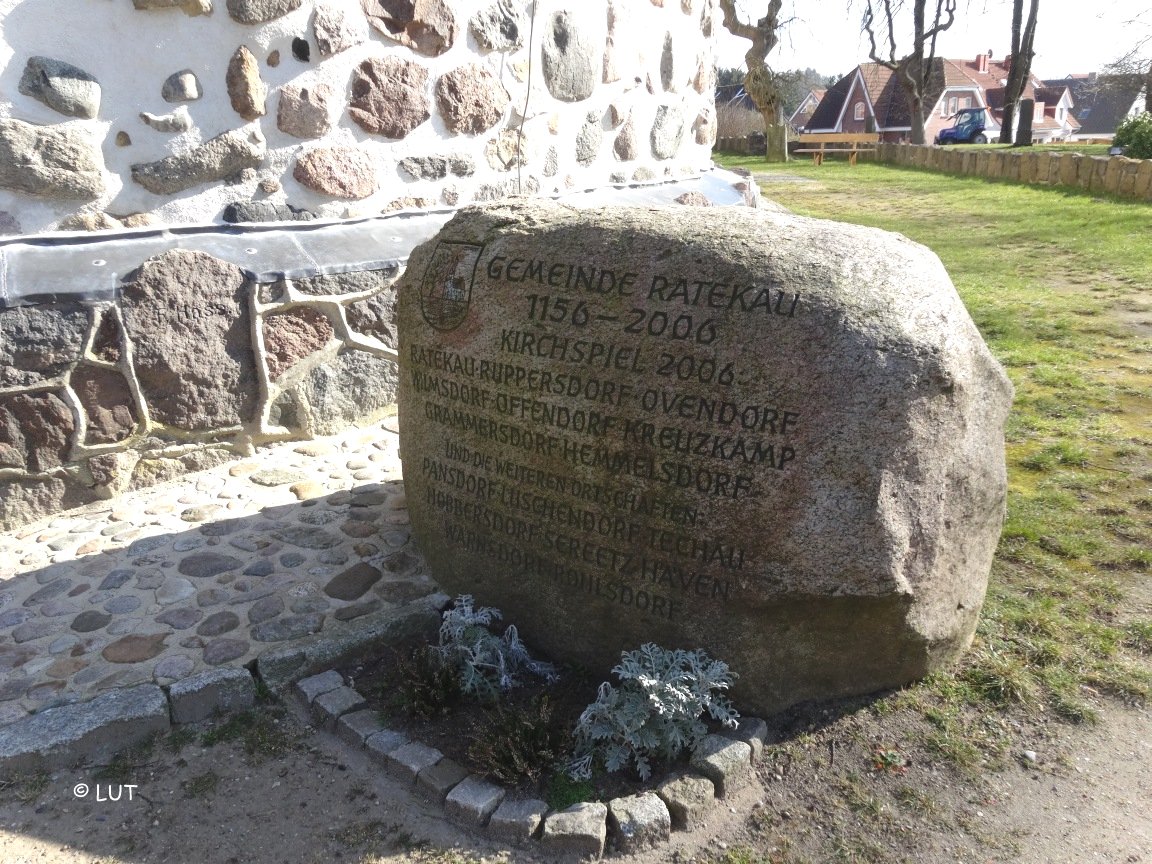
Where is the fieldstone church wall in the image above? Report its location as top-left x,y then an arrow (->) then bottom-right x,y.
0,0 -> 719,233
0,0 -> 723,529
0,253 -> 400,530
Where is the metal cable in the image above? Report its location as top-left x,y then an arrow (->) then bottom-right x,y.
516,1 -> 538,196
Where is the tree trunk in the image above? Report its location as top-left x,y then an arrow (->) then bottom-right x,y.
1000,103 -> 1016,145
764,122 -> 788,162
1015,98 -> 1034,145
999,0 -> 1039,144
910,95 -> 926,144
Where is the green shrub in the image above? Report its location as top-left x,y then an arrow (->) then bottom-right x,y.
435,595 -> 557,701
569,643 -> 739,780
467,695 -> 571,784
1113,112 -> 1152,159
386,643 -> 464,720
545,771 -> 596,811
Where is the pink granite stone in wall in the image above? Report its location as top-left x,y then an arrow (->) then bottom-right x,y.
262,307 -> 335,380
0,391 -> 75,473
293,147 -> 378,199
361,0 -> 455,57
348,56 -> 430,139
435,63 -> 509,135
118,250 -> 256,432
71,366 -> 138,445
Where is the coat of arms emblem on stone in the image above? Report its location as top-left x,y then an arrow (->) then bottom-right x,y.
418,242 -> 481,332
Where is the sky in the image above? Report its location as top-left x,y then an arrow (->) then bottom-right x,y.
716,0 -> 1152,82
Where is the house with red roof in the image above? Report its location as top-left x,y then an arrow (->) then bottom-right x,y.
807,53 -> 1079,143
788,89 -> 826,133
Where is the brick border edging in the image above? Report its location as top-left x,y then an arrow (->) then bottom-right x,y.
297,669 -> 769,858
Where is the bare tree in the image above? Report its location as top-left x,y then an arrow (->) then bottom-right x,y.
998,0 -> 1040,145
1104,38 -> 1152,113
861,0 -> 958,145
717,0 -> 788,161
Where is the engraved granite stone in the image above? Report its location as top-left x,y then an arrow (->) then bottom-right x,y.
396,201 -> 1013,717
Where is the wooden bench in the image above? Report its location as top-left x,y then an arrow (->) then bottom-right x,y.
793,133 -> 880,166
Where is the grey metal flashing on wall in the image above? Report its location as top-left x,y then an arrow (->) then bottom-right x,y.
0,169 -> 751,309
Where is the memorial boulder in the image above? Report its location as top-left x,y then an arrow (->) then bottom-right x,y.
396,201 -> 1012,716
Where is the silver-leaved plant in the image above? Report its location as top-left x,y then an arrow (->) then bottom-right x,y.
569,643 -> 739,781
434,594 -> 558,700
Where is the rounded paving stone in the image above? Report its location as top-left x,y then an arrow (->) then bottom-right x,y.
156,607 -> 203,629
13,620 -> 57,643
0,609 -> 35,628
200,518 -> 244,537
323,562 -> 383,600
318,549 -> 349,566
280,552 -> 306,568
290,596 -> 329,614
197,610 -> 240,637
134,570 -> 165,590
73,664 -> 112,686
24,578 -> 72,605
107,617 -> 145,635
49,634 -> 81,653
340,520 -> 378,539
102,632 -> 168,663
0,676 -> 31,701
153,654 -> 196,681
181,504 -> 223,522
71,610 -> 112,632
196,589 -> 230,607
272,525 -> 341,549
178,552 -> 244,579
203,638 -> 249,665
381,529 -> 411,548
98,569 -> 134,590
247,595 -> 284,624
128,536 -> 168,556
173,536 -> 206,552
250,469 -> 305,486
27,681 -> 67,702
104,596 -> 142,615
243,559 -> 274,577
45,656 -> 89,680
297,509 -> 340,526
156,577 -> 196,605
67,582 -> 92,597
40,600 -> 80,617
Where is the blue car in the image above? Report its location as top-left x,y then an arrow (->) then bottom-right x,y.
936,107 -> 989,145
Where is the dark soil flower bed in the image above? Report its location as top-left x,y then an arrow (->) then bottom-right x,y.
341,636 -> 715,809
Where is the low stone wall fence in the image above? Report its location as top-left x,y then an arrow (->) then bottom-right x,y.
0,249 -> 399,531
876,143 -> 1152,201
715,136 -> 759,155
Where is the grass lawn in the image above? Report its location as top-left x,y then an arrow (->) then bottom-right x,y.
704,155 -> 1152,862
